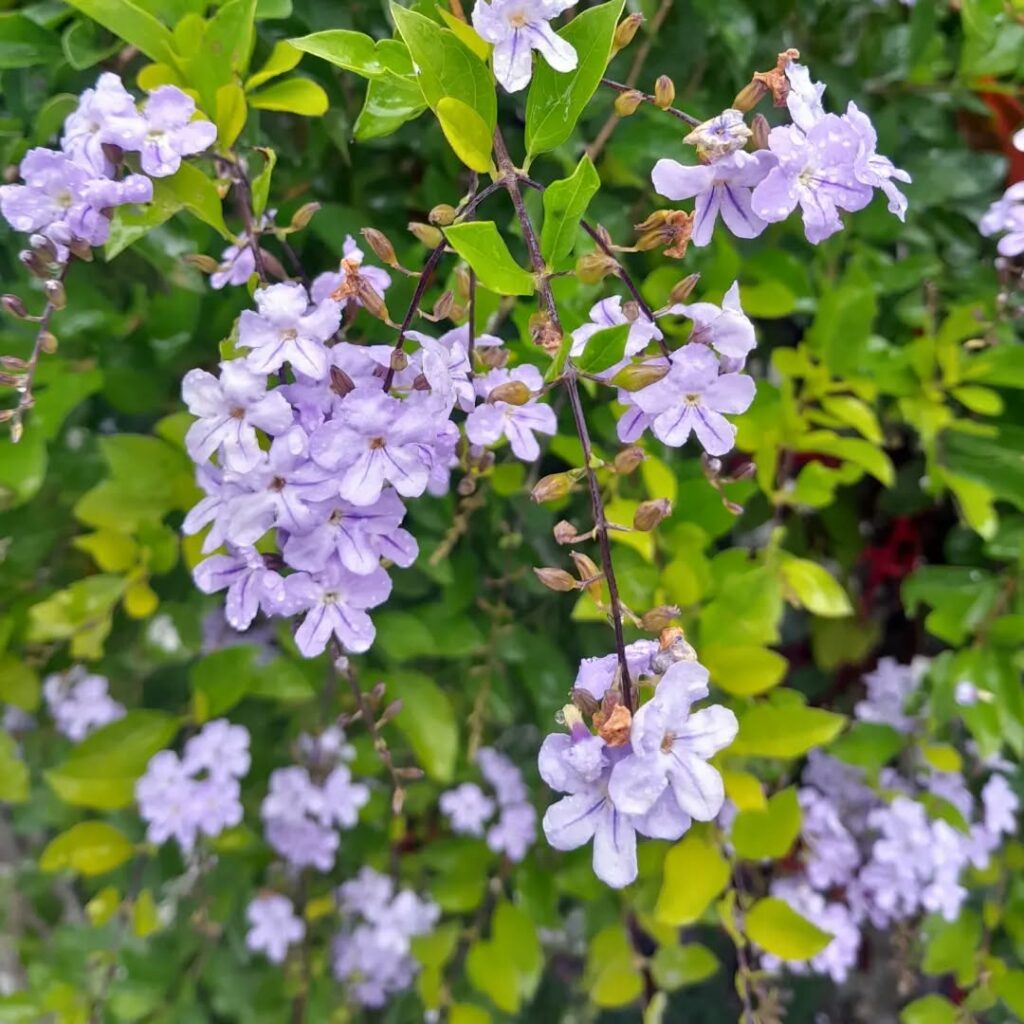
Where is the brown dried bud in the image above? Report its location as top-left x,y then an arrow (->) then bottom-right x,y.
651,626 -> 698,673
330,366 -> 355,397
395,766 -> 425,781
39,331 -> 57,354
185,253 -> 222,275
478,345 -> 508,370
408,222 -> 444,248
654,75 -> 676,110
553,520 -> 581,544
534,567 -> 579,592
570,551 -> 602,584
431,290 -> 455,322
633,497 -> 673,531
361,228 -> 398,268
612,12 -> 644,55
0,372 -> 24,386
429,204 -> 458,227
634,209 -> 693,259
0,409 -> 14,424
378,699 -> 404,726
31,235 -> 58,262
571,688 -> 601,717
723,499 -> 745,516
488,380 -> 532,406
614,90 -> 644,117
390,350 -> 409,372
457,474 -> 477,496
532,472 -> 574,503
731,78 -> 770,114
392,788 -> 406,815
668,272 -> 701,305
750,113 -> 770,150
289,202 -> 320,231
576,250 -> 619,285
613,446 -> 646,474
641,605 -> 680,632
19,249 -> 48,279
66,237 -> 94,262
355,279 -> 390,322
453,266 -> 472,301
1,295 -> 28,319
529,312 -> 563,354
609,361 -> 669,391
749,48 -> 801,109
595,703 -> 632,747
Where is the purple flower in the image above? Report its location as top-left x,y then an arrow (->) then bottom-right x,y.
472,0 -> 579,93
193,546 -> 288,631
670,281 -> 756,361
981,183 -> 1024,257
751,116 -> 873,244
487,801 -> 537,861
339,867 -> 395,918
798,788 -> 861,891
134,86 -> 217,178
406,330 -> 475,412
783,61 -> 826,133
570,296 -> 664,366
440,782 -> 496,836
477,746 -> 529,806
182,360 -> 294,472
607,660 -> 737,820
211,242 -> 257,289
844,101 -> 911,220
652,150 -> 775,246
624,343 -> 755,455
982,774 -> 1018,837
683,109 -> 752,161
183,718 -> 251,780
61,72 -> 144,176
283,563 -> 392,657
246,895 -> 305,964
573,640 -> 659,702
43,666 -> 124,742
466,366 -> 557,462
854,656 -> 925,734
321,765 -> 370,828
238,283 -> 340,381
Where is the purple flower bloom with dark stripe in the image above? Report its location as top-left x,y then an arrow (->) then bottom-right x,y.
193,546 -> 287,631
652,150 -> 776,247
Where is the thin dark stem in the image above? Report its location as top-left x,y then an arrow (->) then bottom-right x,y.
224,155 -> 268,284
279,236 -> 311,290
492,128 -> 634,711
600,77 -> 701,127
468,269 -> 477,368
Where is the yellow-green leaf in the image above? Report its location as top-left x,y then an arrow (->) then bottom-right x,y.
702,644 -> 787,696
779,556 -> 853,618
245,39 -> 302,91
40,821 -> 134,876
732,787 -> 802,860
215,82 -> 247,149
436,96 -> 495,173
444,221 -> 535,296
655,835 -> 730,926
249,76 -> 328,116
745,897 -> 832,961
0,655 -> 40,712
732,701 -> 846,759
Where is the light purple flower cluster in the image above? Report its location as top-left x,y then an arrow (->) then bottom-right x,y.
539,651 -> 737,888
332,867 -> 440,1008
136,719 -> 250,853
612,283 -> 757,457
472,0 -> 579,94
43,665 -> 124,742
652,60 -> 909,246
260,759 -> 369,872
439,747 -> 538,861
245,893 -> 305,964
853,655 -> 928,734
0,73 -> 215,259
980,182 -> 1024,258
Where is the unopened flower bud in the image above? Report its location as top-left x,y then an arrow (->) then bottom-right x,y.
609,361 -> 669,391
478,346 -> 508,370
488,380 -> 532,406
330,366 -> 355,397
613,446 -> 646,474
746,115 -> 768,152
612,12 -> 643,55
408,221 -> 444,248
614,90 -> 644,117
654,75 -> 676,110
453,266 -> 472,301
395,766 -> 425,781
731,78 -> 769,114
429,204 -> 458,227
390,349 -> 408,372
392,788 -> 406,815
621,300 -> 640,324
641,605 -> 680,631
378,699 -> 404,726
1,295 -> 28,319
457,474 -> 477,496
534,567 -> 578,592
289,202 -> 320,231
39,331 -> 57,354
668,272 -> 701,305
30,234 -> 57,261
531,472 -> 574,503
684,109 -> 752,161
10,417 -> 23,443
67,237 -> 95,262
0,356 -> 27,370
723,499 -> 745,516
185,253 -> 222,274
431,290 -> 455,321
19,249 -> 48,278
0,372 -> 24,386
576,250 -> 619,285
570,551 -> 602,584
651,626 -> 698,673
553,520 -> 580,544
570,689 -> 600,717
633,498 -> 673,531
361,228 -> 398,268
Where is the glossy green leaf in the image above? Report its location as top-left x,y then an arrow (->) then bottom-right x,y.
382,671 -> 458,782
40,822 -> 134,876
701,644 -> 787,696
540,154 -> 600,265
289,30 -> 411,78
436,96 -> 495,173
732,702 -> 846,758
899,995 -> 957,1024
574,323 -> 631,374
650,943 -> 719,991
655,835 -> 730,926
155,162 -> 232,240
245,39 -> 302,91
0,13 -> 61,69
444,222 -> 535,296
250,146 -> 277,216
525,0 -> 624,157
745,897 -> 832,961
354,72 -> 428,140
779,555 -> 854,617
215,82 -> 247,149
829,722 -> 905,769
436,8 -> 491,60
586,925 -> 644,1008
248,77 -> 329,116
61,0 -> 177,64
732,787 -> 802,860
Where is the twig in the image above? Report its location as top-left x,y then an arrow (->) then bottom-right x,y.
599,76 -> 701,127
492,128 -> 635,712
223,154 -> 268,284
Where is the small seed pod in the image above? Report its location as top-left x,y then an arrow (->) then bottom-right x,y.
1,295 -> 28,319
457,475 -> 478,497
390,349 -> 409,372
609,361 -> 669,391
531,473 -> 574,503
641,605 -> 680,632
576,250 -> 619,285
428,204 -> 458,227
431,290 -> 455,322
614,90 -> 644,117
40,331 -> 58,354
408,222 -> 444,248
330,366 -> 355,397
570,551 -> 602,584
487,380 -> 532,406
654,75 -> 676,110
361,228 -> 398,268
732,78 -> 770,113
611,13 -> 643,55
289,202 -> 321,231
668,272 -> 702,305
18,249 -> 49,279
185,253 -> 222,275
67,237 -> 95,262
613,446 -> 646,474
534,567 -> 579,592
553,520 -> 580,545
751,113 -> 770,150
633,497 -> 673,531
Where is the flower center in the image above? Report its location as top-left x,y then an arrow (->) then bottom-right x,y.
369,437 -> 386,449
684,393 -> 701,405
507,9 -> 530,27
230,406 -> 245,420
323,591 -> 338,606
282,327 -> 298,340
661,733 -> 675,753
270,476 -> 286,492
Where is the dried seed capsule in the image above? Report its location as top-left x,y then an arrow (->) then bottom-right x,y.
289,202 -> 320,231
654,75 -> 676,110
408,222 -> 444,248
633,498 -> 673,531
1,295 -> 28,319
429,204 -> 458,227
614,90 -> 644,117
612,12 -> 643,54
531,473 -> 574,503
534,567 -> 579,592
361,228 -> 398,267
487,379 -> 532,406
613,446 -> 646,474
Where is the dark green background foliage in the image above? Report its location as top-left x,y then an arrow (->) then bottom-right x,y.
0,0 -> 1023,1021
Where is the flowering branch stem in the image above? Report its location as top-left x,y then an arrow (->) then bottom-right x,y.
493,129 -> 634,711
599,77 -> 701,127
223,154 -> 269,284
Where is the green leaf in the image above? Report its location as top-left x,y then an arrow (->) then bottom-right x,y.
995,969 -> 1024,1018
27,575 -> 126,659
40,822 -> 134,876
289,30 -> 410,78
745,897 -> 832,961
0,13 -> 61,69
354,72 -> 428,141
525,0 -> 624,157
942,425 -> 1024,511
796,431 -> 894,486
245,39 -> 302,91
215,83 -> 247,149
0,732 -> 29,803
899,995 -> 957,1024
649,943 -> 719,991
655,835 -> 730,926
732,787 -> 802,861
701,644 -> 787,697
250,147 -> 276,217
390,4 -> 496,132
382,671 -> 458,782
62,18 -> 120,70
249,77 -> 329,116
779,556 -> 853,618
466,902 -> 542,1012
541,155 -> 600,265
575,323 -> 631,374
586,925 -> 644,1008
436,8 -> 491,60
436,97 -> 495,173
444,222 -> 535,296
156,162 -> 231,240
0,655 -> 40,712
449,1006 -> 491,1024
922,910 -> 981,986
732,701 -> 846,758
829,722 -> 904,770
191,646 -> 313,720
62,0 -> 177,64
0,432 -> 47,511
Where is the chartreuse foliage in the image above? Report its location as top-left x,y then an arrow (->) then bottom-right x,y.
0,0 -> 1022,1023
